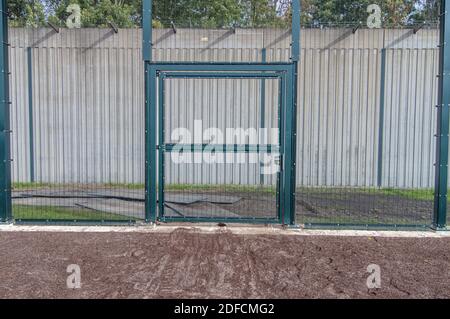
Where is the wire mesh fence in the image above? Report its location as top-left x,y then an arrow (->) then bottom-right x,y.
296,23 -> 439,228
3,0 -> 447,228
9,2 -> 145,223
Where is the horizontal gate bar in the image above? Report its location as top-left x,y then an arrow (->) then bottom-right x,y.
162,144 -> 281,153
159,216 -> 281,224
151,63 -> 292,73
162,72 -> 282,79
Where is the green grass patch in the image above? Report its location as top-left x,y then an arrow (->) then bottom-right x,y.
13,205 -> 134,221
12,183 -> 437,201
296,187 -> 435,202
100,183 -> 145,190
165,184 -> 277,194
12,182 -> 145,191
12,182 -> 54,190
376,188 -> 434,201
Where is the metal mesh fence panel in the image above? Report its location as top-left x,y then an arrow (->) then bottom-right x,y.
9,2 -> 145,223
295,2 -> 439,228
4,0 -> 446,227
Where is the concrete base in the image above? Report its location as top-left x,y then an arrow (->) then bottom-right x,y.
0,224 -> 449,238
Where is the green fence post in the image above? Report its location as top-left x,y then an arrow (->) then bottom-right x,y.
142,0 -> 152,62
143,0 -> 157,222
0,0 -> 12,223
285,0 -> 301,225
434,0 -> 450,230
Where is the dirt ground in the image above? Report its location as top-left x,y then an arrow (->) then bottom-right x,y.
0,229 -> 449,299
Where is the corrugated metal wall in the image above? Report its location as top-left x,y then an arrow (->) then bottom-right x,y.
8,28 -> 440,188
164,77 -> 280,186
9,29 -> 145,185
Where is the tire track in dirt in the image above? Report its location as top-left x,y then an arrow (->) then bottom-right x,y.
124,228 -> 242,298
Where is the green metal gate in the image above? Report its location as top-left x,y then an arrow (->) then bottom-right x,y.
145,64 -> 297,224
158,71 -> 283,223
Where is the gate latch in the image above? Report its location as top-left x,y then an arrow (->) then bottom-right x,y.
274,154 -> 282,171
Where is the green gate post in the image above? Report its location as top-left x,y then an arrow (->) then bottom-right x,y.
142,0 -> 152,62
143,0 -> 157,222
282,0 -> 300,225
434,0 -> 450,229
0,0 -> 12,223
144,63 -> 158,223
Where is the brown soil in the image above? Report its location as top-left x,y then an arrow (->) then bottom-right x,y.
0,229 -> 449,299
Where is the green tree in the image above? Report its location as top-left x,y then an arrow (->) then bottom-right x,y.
409,0 -> 439,23
8,0 -> 46,27
151,0 -> 289,28
152,0 -> 241,28
81,0 -> 138,27
46,0 -> 139,27
298,0 -> 438,26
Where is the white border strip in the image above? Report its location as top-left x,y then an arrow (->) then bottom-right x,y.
0,224 -> 449,238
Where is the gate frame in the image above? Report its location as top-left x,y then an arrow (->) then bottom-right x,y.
142,0 -> 300,225
145,63 -> 296,225
156,70 -> 286,224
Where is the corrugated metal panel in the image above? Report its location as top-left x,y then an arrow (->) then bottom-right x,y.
8,28 -> 440,188
382,48 -> 438,188
9,29 -> 145,184
164,77 -> 280,186
297,48 -> 381,187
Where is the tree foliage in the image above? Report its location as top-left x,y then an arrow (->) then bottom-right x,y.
8,0 -> 46,27
150,0 -> 289,27
300,0 -> 439,26
6,0 -> 440,28
9,0 -> 140,27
